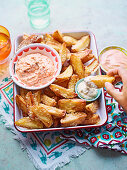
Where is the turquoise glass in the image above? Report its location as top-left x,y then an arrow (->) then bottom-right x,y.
27,0 -> 50,29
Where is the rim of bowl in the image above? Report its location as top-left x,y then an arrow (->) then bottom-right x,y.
75,77 -> 102,102
9,43 -> 62,90
99,46 -> 127,74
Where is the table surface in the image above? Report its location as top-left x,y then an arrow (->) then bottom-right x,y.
0,0 -> 127,170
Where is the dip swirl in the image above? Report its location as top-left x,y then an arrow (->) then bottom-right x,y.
77,79 -> 98,100
16,53 -> 55,87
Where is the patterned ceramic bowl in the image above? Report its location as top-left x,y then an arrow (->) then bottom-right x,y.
99,46 -> 127,74
9,43 -> 62,90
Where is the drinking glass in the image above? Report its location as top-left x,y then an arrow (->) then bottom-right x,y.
0,25 -> 11,64
27,0 -> 50,29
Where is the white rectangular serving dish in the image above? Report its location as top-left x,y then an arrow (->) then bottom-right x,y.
13,30 -> 108,132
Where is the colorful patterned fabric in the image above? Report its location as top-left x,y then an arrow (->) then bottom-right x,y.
0,77 -> 126,170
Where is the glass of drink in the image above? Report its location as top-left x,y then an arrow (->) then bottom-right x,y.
0,25 -> 11,64
27,0 -> 50,29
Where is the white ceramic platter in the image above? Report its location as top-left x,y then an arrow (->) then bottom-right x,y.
13,30 -> 108,132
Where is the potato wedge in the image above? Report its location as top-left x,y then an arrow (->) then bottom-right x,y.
85,100 -> 99,114
43,87 -> 56,98
25,91 -> 34,106
56,65 -> 73,81
76,50 -> 94,63
89,75 -> 115,88
17,34 -> 42,51
46,41 -> 61,52
76,49 -> 92,61
84,59 -> 99,77
58,99 -> 86,113
82,114 -> 100,125
70,54 -> 85,79
45,33 -> 61,45
54,79 -> 69,88
33,90 -> 41,105
38,104 -> 66,118
63,36 -> 77,47
71,35 -> 90,52
50,84 -> 77,98
59,43 -> 67,65
30,105 -> 53,128
16,95 -> 28,115
61,112 -> 87,127
20,88 -> 28,99
68,74 -> 79,92
15,117 -> 43,129
45,34 -> 62,52
41,94 -> 57,107
52,30 -> 64,43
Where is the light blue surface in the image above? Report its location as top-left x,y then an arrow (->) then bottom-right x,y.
0,0 -> 127,169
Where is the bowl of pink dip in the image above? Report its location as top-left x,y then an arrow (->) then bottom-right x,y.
10,43 -> 62,90
99,46 -> 127,73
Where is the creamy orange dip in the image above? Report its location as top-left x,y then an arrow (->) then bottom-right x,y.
16,53 -> 55,86
100,49 -> 127,71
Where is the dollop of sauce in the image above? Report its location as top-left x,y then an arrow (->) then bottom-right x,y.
77,79 -> 98,100
16,53 -> 55,87
100,49 -> 127,71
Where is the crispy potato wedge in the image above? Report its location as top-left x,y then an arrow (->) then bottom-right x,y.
52,30 -> 64,43
71,35 -> 90,52
59,43 -> 68,65
33,90 -> 41,105
45,34 -> 62,52
82,114 -> 100,125
70,54 -> 85,79
68,74 -> 79,92
54,79 -> 69,88
76,50 -> 94,63
76,49 -> 92,61
46,41 -> 61,52
43,87 -> 56,98
50,84 -> 77,98
41,94 -> 57,107
30,105 -> 53,128
56,65 -> 73,81
61,112 -> 87,127
15,117 -> 44,129
45,33 -> 61,45
63,36 -> 77,47
89,75 -> 115,88
85,100 -> 99,114
17,34 -> 43,51
25,91 -> 34,106
61,59 -> 70,72
20,88 -> 28,99
84,59 -> 99,77
16,95 -> 28,115
39,104 -> 66,118
58,99 -> 86,113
